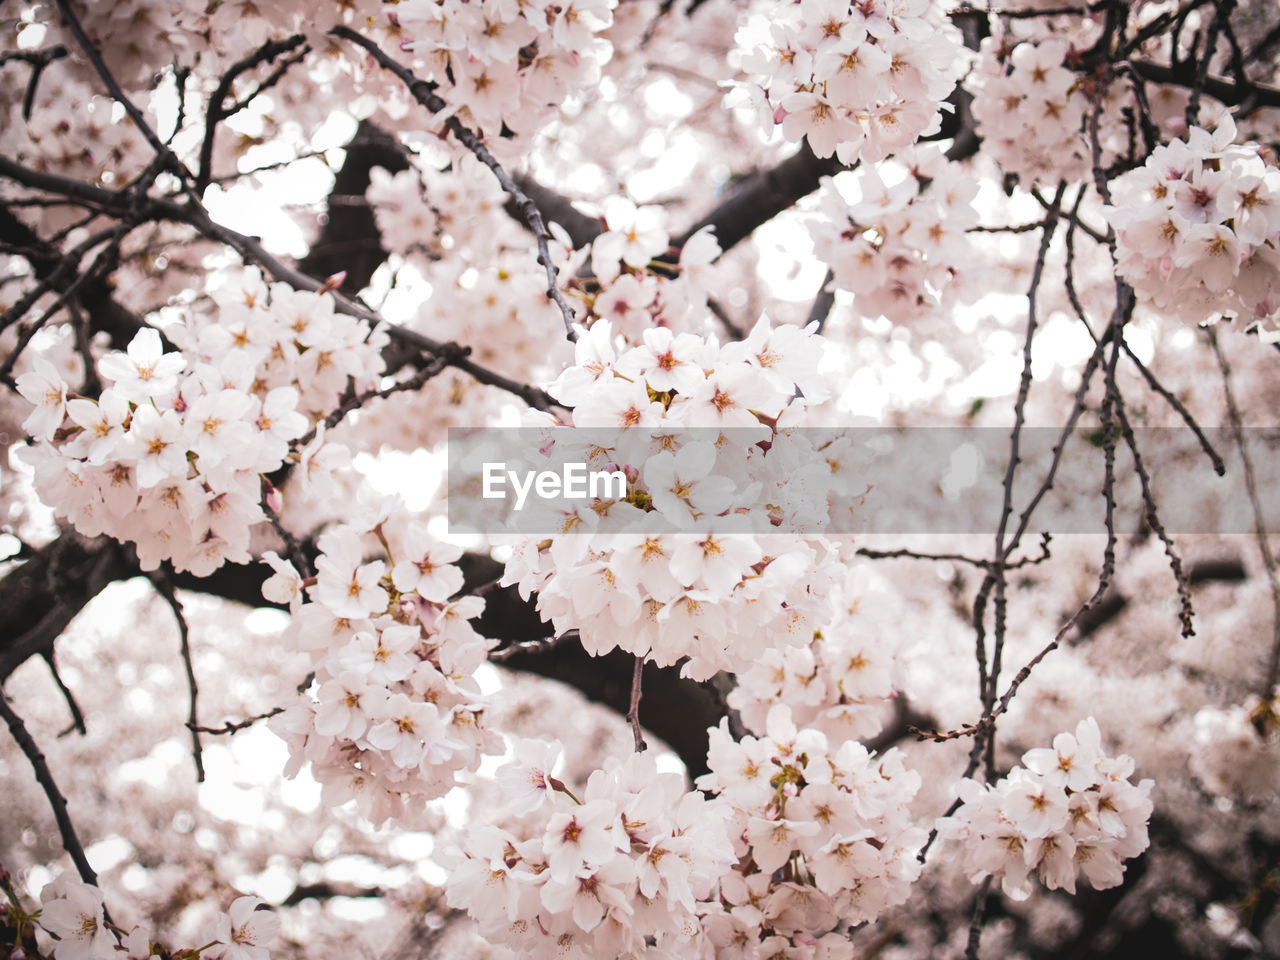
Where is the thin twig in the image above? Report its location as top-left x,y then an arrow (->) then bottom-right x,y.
189,707 -> 285,736
912,543 -> 1128,745
147,570 -> 204,782
980,180 -> 1067,777
1030,187 -> 1108,243
488,630 -> 577,663
1121,338 -> 1225,475
196,34 -> 309,192
1112,375 -> 1196,637
1186,0 -> 1234,127
1000,335 -> 1108,563
294,350 -> 456,449
917,196 -> 1123,752
329,26 -> 580,342
262,498 -> 311,581
964,876 -> 993,960
41,651 -> 87,737
857,546 -> 991,568
1208,327 -> 1280,694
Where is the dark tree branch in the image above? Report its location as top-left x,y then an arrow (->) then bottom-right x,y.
807,269 -> 836,332
0,45 -> 69,120
280,881 -> 384,907
196,34 -> 309,192
42,650 -> 87,738
1186,0 -> 1233,127
0,533 -> 124,684
672,141 -> 843,253
1,153 -> 565,410
1127,56 -> 1280,113
463,554 -> 723,777
0,538 -> 728,779
0,691 -> 110,916
964,875 -> 993,960
0,225 -> 130,385
52,0 -> 191,186
298,122 -> 410,297
1187,556 -> 1246,583
509,175 -> 602,250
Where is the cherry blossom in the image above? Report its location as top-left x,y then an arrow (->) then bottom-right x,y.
937,718 -> 1153,901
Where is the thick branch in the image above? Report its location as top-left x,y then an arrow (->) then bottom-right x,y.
673,141 -> 842,252
1127,57 -> 1280,112
298,121 -> 410,296
0,533 -> 124,683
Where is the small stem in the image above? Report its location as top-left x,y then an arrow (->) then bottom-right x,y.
627,655 -> 647,753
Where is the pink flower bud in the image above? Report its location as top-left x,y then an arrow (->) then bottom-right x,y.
262,478 -> 283,513
318,271 -> 347,294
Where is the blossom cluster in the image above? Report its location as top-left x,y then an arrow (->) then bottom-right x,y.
445,747 -> 736,958
266,501 -> 501,825
355,159 -> 576,452
1105,118 -> 1280,334
16,270 -> 382,574
968,38 -> 1096,187
365,156 -> 510,266
172,267 -> 388,423
0,74 -> 148,233
697,705 -> 927,955
728,566 -> 901,744
936,717 -> 1154,900
807,144 -> 981,325
389,0 -> 618,151
496,317 -> 856,680
728,0 -> 965,163
582,200 -> 723,339
49,0 -> 295,83
34,876 -> 276,960
1187,692 -> 1279,803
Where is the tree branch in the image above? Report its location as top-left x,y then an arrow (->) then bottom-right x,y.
196,34 -> 309,192
328,26 -> 581,342
0,691 -> 108,911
